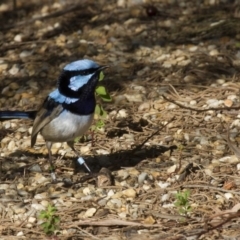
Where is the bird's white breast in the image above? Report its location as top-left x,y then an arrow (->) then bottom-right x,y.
41,110 -> 94,142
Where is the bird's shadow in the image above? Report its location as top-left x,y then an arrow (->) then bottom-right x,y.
0,142 -> 177,182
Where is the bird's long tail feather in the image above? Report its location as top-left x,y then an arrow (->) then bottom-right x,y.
0,111 -> 36,120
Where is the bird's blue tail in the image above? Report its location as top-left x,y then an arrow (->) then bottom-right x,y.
0,111 -> 36,120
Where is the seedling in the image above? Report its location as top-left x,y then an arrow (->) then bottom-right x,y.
39,204 -> 60,235
92,71 -> 112,132
94,70 -> 111,127
174,190 -> 192,216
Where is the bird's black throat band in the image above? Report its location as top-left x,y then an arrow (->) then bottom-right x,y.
63,96 -> 96,115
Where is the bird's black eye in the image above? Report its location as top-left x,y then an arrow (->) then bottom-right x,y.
81,70 -> 87,75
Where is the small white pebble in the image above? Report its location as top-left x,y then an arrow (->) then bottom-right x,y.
167,103 -> 177,109
227,95 -> 237,101
138,172 -> 148,184
25,223 -> 33,228
107,189 -> 115,198
122,188 -> 136,198
116,109 -> 128,119
207,44 -> 217,50
124,93 -> 144,102
83,187 -> 91,195
14,34 -> 22,42
224,193 -> 233,200
184,133 -> 190,141
142,184 -> 150,191
138,102 -> 150,111
189,46 -> 198,52
206,99 -> 222,108
237,163 -> 240,170
162,203 -> 174,208
183,75 -> 195,83
162,61 -> 172,68
209,49 -> 219,56
3,121 -> 11,129
28,217 -> 36,223
34,192 -> 48,200
20,50 -> 33,58
117,0 -> 126,7
8,140 -> 16,151
157,181 -> 170,189
16,232 -> 24,237
216,79 -> 225,84
167,164 -> 177,174
9,64 -> 20,75
204,116 -> 212,121
190,100 -> 197,105
161,193 -> 170,202
118,212 -> 127,218
83,208 -> 96,218
216,195 -> 225,204
31,203 -> 45,211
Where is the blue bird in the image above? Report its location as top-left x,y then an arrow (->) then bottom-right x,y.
0,59 -> 108,181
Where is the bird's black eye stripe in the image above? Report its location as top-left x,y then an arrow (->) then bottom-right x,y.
64,67 -> 100,77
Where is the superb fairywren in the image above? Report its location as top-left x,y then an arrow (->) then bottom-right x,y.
0,59 -> 108,181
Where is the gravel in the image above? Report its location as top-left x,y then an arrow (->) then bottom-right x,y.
1,0 -> 240,239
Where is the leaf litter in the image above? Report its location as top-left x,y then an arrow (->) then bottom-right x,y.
1,0 -> 240,239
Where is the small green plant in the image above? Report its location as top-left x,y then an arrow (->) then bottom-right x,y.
39,204 -> 60,235
174,190 -> 192,216
93,70 -> 111,130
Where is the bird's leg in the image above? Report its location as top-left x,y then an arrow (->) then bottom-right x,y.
67,141 -> 91,173
45,141 -> 57,181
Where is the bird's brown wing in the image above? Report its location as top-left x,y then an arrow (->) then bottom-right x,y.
31,97 -> 64,147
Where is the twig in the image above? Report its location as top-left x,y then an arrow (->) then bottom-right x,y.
76,226 -> 101,240
195,212 -> 240,238
132,117 -> 175,153
66,218 -> 163,228
183,184 -> 240,195
13,0 -> 17,10
162,94 -> 240,112
1,2 -> 88,30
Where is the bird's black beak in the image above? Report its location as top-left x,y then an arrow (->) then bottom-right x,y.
98,65 -> 109,71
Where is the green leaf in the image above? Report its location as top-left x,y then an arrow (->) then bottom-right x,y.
53,217 -> 60,224
39,211 -> 48,219
100,108 -> 107,118
41,222 -> 47,228
49,205 -> 57,212
95,104 -> 107,118
74,136 -> 81,143
95,86 -> 112,102
94,104 -> 101,115
96,119 -> 105,128
96,85 -> 107,95
99,71 -> 105,81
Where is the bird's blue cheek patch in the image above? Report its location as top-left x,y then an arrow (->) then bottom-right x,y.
68,75 -> 93,91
